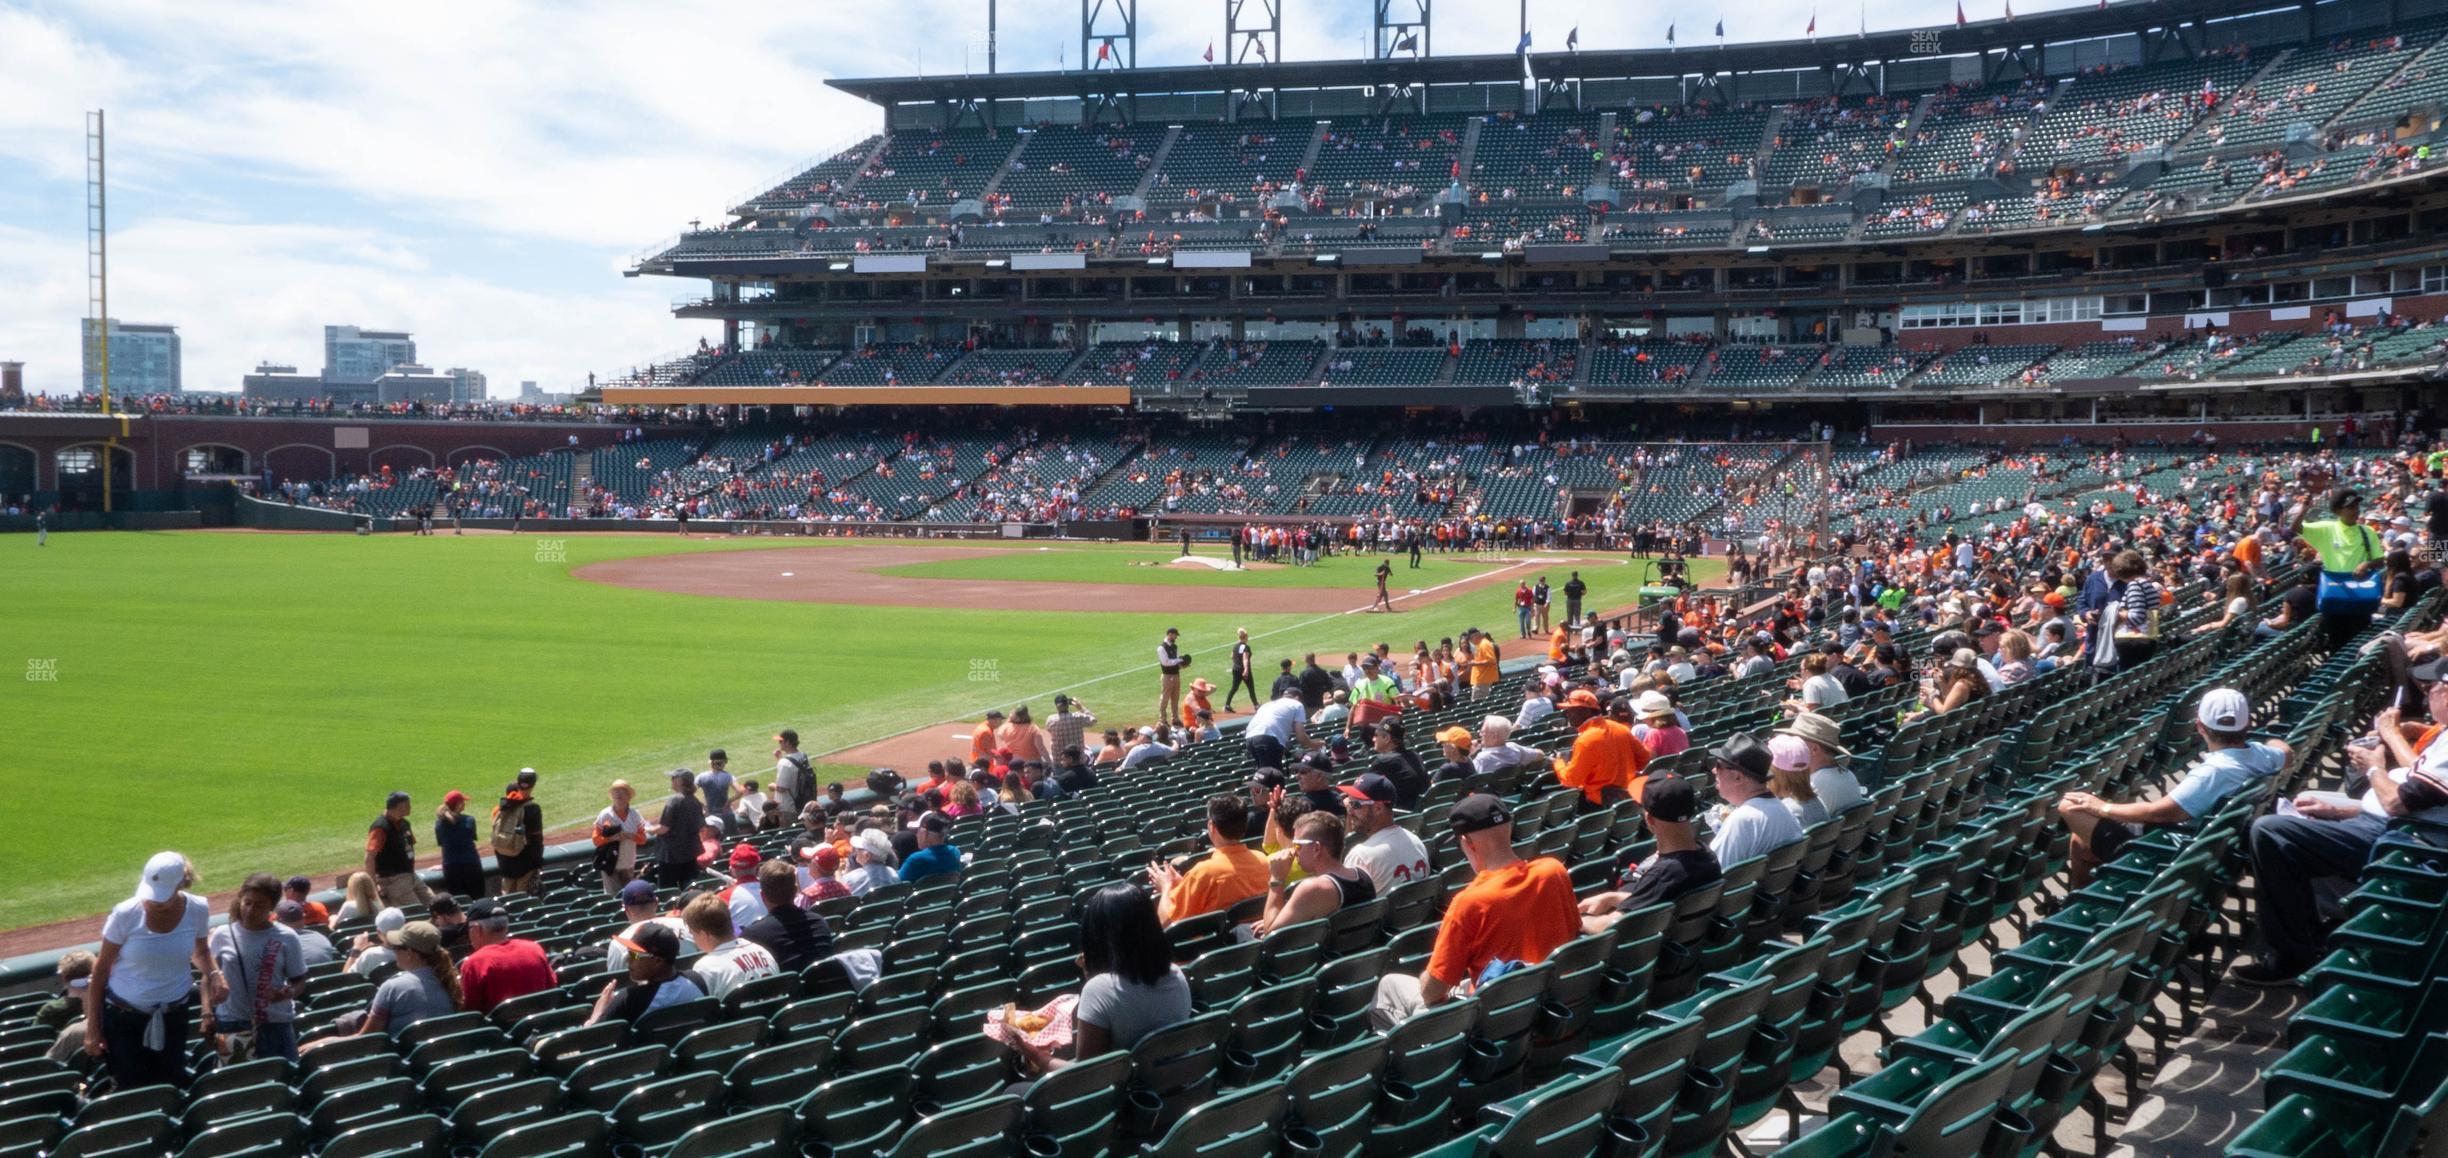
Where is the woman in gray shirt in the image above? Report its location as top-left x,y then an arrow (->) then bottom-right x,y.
1011,883 -> 1190,1075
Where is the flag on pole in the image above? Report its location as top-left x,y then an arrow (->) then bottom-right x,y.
1955,0 -> 1966,25
1203,41 -> 1214,63
1807,10 -> 1817,35
1567,26 -> 1580,50
1517,29 -> 1533,53
1666,22 -> 1676,44
1859,3 -> 1867,36
2004,0 -> 2014,20
1394,31 -> 1419,53
1714,19 -> 1725,38
1254,40 -> 1267,59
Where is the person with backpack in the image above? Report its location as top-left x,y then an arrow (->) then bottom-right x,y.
772,729 -> 813,815
490,779 -> 544,895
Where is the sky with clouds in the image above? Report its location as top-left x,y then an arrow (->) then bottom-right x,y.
0,0 -> 2097,398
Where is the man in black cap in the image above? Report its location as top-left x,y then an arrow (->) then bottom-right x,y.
1708,734 -> 1802,866
899,812 -> 963,885
1368,794 -> 1580,1030
1293,753 -> 1346,817
586,922 -> 703,1025
457,898 -> 556,1015
1578,778 -> 1722,933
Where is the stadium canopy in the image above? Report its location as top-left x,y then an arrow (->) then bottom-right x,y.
826,0 -> 2302,108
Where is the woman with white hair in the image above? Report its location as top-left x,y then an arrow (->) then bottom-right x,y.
1517,675 -> 1557,731
1471,716 -> 1545,775
842,829 -> 901,895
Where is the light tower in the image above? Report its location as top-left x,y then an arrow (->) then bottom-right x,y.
1375,0 -> 1430,57
86,109 -> 122,513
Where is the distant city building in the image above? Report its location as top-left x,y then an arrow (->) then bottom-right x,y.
240,362 -> 354,404
81,319 -> 181,394
517,380 -> 575,404
1,361 -> 22,403
444,367 -> 486,403
322,325 -> 416,385
372,363 -> 458,404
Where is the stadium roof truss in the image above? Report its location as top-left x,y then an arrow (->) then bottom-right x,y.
829,0 -> 2318,118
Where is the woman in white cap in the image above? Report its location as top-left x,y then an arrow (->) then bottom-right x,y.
842,828 -> 901,896
86,851 -> 219,1089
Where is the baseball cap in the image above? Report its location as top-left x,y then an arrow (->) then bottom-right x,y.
727,843 -> 762,870
1562,688 -> 1603,711
1247,767 -> 1288,792
384,921 -> 443,957
1436,725 -> 1474,747
617,922 -> 681,961
709,748 -> 727,762
443,790 -> 468,808
1338,772 -> 1399,805
135,852 -> 186,904
811,845 -> 842,871
274,900 -> 305,923
427,895 -> 461,917
464,898 -> 504,923
1642,777 -> 1702,824
917,812 -> 953,835
1448,794 -> 1513,836
618,879 -> 659,907
1768,734 -> 1813,773
283,875 -> 312,894
373,907 -> 407,934
2195,688 -> 2252,735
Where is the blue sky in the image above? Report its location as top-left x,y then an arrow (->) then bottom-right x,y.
0,0 -> 2090,397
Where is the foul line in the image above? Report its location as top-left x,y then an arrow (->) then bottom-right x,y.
815,553 -> 1629,757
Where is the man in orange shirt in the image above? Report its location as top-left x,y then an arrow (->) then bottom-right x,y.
1149,794 -> 1270,924
1554,688 -> 1653,808
970,709 -> 1005,765
1467,628 -> 1502,701
1369,794 -> 1580,1029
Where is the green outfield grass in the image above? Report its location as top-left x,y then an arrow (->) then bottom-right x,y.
874,545 -> 1508,588
0,531 -> 1689,932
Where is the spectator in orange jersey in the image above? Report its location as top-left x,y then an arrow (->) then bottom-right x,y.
1554,689 -> 1653,808
971,710 -> 1005,764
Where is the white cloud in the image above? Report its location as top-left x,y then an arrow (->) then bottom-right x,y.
0,0 -> 2117,397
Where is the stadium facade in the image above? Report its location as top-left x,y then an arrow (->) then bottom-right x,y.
607,0 -> 2448,434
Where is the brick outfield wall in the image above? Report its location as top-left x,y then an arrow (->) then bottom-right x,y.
0,415 -> 680,491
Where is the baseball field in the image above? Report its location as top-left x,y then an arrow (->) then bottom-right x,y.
1,530 -> 1703,939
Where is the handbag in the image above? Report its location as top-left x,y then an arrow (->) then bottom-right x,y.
219,933 -> 282,1063
2316,524 -> 2384,614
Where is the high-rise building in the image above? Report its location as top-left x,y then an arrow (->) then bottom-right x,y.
322,325 -> 416,385
444,367 -> 487,403
1,362 -> 23,403
81,320 -> 182,394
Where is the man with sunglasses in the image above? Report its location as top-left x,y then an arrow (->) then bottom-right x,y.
1339,773 -> 1430,893
586,923 -> 704,1025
